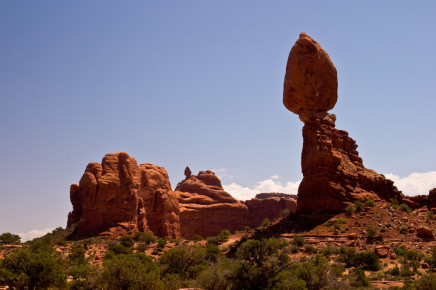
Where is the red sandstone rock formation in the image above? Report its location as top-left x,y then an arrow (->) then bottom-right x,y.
175,170 -> 296,238
283,33 -> 337,123
283,33 -> 404,216
67,152 -> 180,238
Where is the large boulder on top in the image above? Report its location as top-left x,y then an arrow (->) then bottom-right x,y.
283,33 -> 337,123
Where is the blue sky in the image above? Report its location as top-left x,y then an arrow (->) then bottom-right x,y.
1,1 -> 436,238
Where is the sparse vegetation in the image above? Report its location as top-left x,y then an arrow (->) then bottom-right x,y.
345,204 -> 355,215
354,200 -> 364,212
365,199 -> 375,207
400,203 -> 411,213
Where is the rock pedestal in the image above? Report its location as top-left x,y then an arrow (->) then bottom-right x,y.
283,33 -> 404,216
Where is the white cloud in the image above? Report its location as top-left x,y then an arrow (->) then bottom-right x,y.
18,228 -> 54,242
385,171 -> 436,196
223,177 -> 300,201
212,168 -> 234,179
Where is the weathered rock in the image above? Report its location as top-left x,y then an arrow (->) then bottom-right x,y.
416,227 -> 435,240
176,170 -> 297,238
245,197 -> 297,226
184,166 -> 192,179
283,33 -> 337,123
283,34 -> 404,217
255,192 -> 298,200
67,152 -> 180,239
374,246 -> 389,258
429,188 -> 436,208
296,116 -> 403,215
138,163 -> 180,239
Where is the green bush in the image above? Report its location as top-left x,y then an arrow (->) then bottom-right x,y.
427,211 -> 435,220
217,229 -> 231,243
193,235 -> 204,241
424,247 -> 436,269
159,245 -> 206,278
69,244 -> 87,265
365,199 -> 375,207
345,205 -> 355,215
261,218 -> 270,227
244,226 -> 251,232
120,235 -> 135,248
68,263 -> 101,290
0,233 -> 21,245
400,203 -> 411,213
336,247 -> 380,271
101,253 -> 163,289
134,232 -> 157,244
414,273 -> 436,290
350,267 -> 369,287
366,225 -> 377,240
292,236 -> 305,247
157,238 -> 167,248
205,243 -> 222,263
354,200 -> 364,212
196,257 -> 239,290
0,248 -> 67,289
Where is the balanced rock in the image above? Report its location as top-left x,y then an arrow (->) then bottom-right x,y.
283,33 -> 337,123
67,152 -> 180,238
283,34 -> 404,217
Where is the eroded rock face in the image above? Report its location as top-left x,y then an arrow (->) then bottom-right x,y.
429,188 -> 436,208
283,33 -> 405,216
297,115 -> 403,215
176,170 -> 296,238
67,153 -> 180,238
283,33 -> 337,123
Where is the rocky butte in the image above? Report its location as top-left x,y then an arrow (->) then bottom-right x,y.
67,154 -> 296,239
283,33 -> 433,219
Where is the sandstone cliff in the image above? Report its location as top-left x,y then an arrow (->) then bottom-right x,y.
175,170 -> 296,238
67,152 -> 180,239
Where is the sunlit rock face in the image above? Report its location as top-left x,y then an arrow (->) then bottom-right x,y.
283,33 -> 404,217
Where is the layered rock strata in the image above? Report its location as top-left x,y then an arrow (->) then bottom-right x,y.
283,33 -> 404,216
68,154 -> 296,239
175,170 -> 296,238
67,152 -> 180,238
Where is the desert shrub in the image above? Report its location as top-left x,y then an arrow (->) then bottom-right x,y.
400,203 -> 411,213
68,263 -> 101,290
0,233 -> 21,245
337,247 -> 380,271
320,243 -> 338,257
424,247 -> 436,269
261,218 -> 270,227
69,244 -> 87,265
282,208 -> 291,217
365,199 -> 375,207
206,236 -> 219,245
101,253 -> 163,289
205,243 -> 222,263
354,200 -> 364,212
233,237 -> 291,289
291,244 -> 299,253
399,225 -> 409,234
427,211 -> 435,220
304,245 -> 316,254
193,235 -> 203,241
196,257 -> 239,290
414,273 -> 436,290
366,225 -> 377,240
292,236 -> 305,247
345,204 -> 355,216
159,245 -> 206,278
333,218 -> 347,232
244,226 -> 251,232
157,238 -> 167,248
136,242 -> 148,252
217,229 -> 231,243
350,267 -> 369,287
394,247 -> 422,262
353,252 -> 380,271
134,231 -> 157,244
120,235 -> 135,248
386,265 -> 400,276
0,248 -> 67,289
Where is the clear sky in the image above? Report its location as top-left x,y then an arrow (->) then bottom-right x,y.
1,1 -> 436,239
